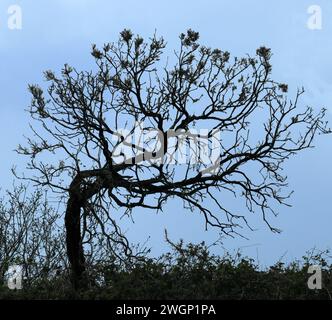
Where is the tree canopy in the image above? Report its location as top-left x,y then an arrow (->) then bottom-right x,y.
17,29 -> 330,287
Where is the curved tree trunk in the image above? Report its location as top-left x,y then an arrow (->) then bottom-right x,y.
65,192 -> 86,289
64,173 -> 106,289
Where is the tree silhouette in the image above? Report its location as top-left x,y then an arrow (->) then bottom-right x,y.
17,29 -> 330,288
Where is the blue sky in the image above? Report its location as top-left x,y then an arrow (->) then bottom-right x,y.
0,0 -> 332,266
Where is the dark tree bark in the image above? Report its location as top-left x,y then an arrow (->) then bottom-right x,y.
65,190 -> 85,287
64,171 -> 115,286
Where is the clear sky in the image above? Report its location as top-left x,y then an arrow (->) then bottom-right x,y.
0,0 -> 332,267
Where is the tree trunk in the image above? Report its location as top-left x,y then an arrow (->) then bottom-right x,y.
65,192 -> 86,289
64,173 -> 107,289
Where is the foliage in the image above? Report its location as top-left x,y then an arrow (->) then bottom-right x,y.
1,237 -> 331,300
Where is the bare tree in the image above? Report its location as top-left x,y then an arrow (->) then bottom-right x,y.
17,29 -> 330,287
0,185 -> 66,284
